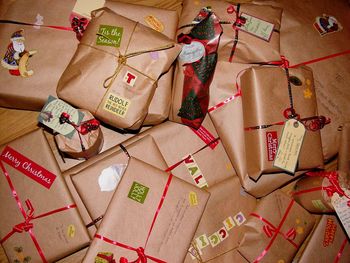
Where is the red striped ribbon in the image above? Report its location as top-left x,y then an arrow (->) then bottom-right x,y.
0,161 -> 77,262
95,173 -> 174,263
0,19 -> 73,31
250,200 -> 298,262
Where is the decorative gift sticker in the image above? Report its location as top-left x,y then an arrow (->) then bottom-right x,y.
183,154 -> 208,188
179,41 -> 205,64
313,14 -> 343,36
274,119 -> 306,173
0,146 -> 57,189
239,13 -> 275,42
266,131 -> 278,161
331,190 -> 350,238
123,71 -> 137,87
96,25 -> 123,47
1,29 -> 37,77
144,15 -> 164,32
128,181 -> 149,204
72,0 -> 105,18
98,164 -> 126,192
103,93 -> 130,118
38,95 -> 84,139
189,191 -> 198,206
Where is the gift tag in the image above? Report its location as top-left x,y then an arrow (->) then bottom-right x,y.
240,13 -> 275,42
179,41 -> 205,64
38,96 -> 84,139
273,119 -> 306,173
72,0 -> 105,18
331,190 -> 350,238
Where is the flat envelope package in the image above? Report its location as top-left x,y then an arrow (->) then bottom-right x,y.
57,7 -> 181,130
0,129 -> 90,262
293,215 -> 350,263
257,0 -> 350,161
67,135 -> 167,230
240,66 -> 324,179
83,157 -> 210,263
238,190 -> 315,263
183,177 -> 256,262
105,1 -> 179,125
0,0 -> 77,110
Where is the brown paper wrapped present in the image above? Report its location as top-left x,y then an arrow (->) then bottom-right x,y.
55,109 -> 103,160
0,129 -> 90,262
105,1 -> 178,125
0,0 -> 78,110
293,215 -> 350,263
208,62 -> 306,197
257,0 -> 350,161
240,66 -> 325,179
82,157 -> 210,263
178,0 -> 282,63
338,122 -> 350,174
183,177 -> 256,262
204,248 -> 249,263
238,190 -> 315,263
57,7 -> 181,130
67,135 -> 167,230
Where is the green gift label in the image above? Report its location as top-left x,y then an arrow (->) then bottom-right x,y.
128,181 -> 149,204
96,25 -> 123,47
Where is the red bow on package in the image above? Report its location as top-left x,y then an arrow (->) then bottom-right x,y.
177,7 -> 223,129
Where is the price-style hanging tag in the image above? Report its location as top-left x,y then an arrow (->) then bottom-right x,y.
273,119 -> 306,173
72,0 -> 105,18
331,190 -> 350,239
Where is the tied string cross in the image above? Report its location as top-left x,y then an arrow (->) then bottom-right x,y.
95,172 -> 173,263
0,161 -> 77,263
250,200 -> 298,262
244,56 -> 331,132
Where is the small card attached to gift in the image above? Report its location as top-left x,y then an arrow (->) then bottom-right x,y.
331,190 -> 350,238
240,13 -> 275,42
72,0 -> 105,18
38,95 -> 84,139
274,119 -> 306,173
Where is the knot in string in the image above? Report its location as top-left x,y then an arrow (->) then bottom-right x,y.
119,247 -> 147,263
118,54 -> 127,65
13,199 -> 35,233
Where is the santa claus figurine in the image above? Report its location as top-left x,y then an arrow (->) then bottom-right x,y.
1,29 -> 37,77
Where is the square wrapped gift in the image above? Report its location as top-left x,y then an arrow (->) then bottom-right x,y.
0,0 -> 78,110
57,7 -> 181,130
82,157 -> 210,263
67,135 -> 167,230
183,177 -> 256,262
177,0 -> 282,63
293,215 -> 350,263
240,65 -> 326,180
238,190 -> 315,263
0,129 -> 90,262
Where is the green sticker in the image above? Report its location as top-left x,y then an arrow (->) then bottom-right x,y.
128,181 -> 149,204
96,25 -> 123,47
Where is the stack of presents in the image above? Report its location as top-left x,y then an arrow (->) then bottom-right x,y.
1,0 -> 350,262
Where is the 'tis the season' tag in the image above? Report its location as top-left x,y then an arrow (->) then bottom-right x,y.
273,119 -> 306,173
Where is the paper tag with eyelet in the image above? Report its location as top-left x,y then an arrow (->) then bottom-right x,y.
331,190 -> 350,238
273,119 -> 306,173
239,13 -> 275,42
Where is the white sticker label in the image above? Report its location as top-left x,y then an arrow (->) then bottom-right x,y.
331,190 -> 350,238
183,154 -> 208,188
179,41 -> 205,64
240,13 -> 275,42
274,119 -> 306,173
98,164 -> 126,192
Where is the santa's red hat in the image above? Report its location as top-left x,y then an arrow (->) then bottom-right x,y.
11,29 -> 25,41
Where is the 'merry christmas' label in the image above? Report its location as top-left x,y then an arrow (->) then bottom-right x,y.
0,146 -> 57,189
266,131 -> 278,161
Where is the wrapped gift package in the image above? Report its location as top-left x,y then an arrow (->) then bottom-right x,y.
55,109 -> 104,160
338,122 -> 350,174
183,176 -> 256,262
240,66 -> 325,179
293,215 -> 350,263
57,7 -> 181,130
82,157 -> 210,263
0,0 -> 78,110
238,190 -> 315,263
259,0 -> 350,161
65,135 -> 167,233
0,129 -> 90,262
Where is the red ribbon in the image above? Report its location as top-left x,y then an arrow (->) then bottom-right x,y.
334,238 -> 349,263
0,19 -> 73,31
95,173 -> 174,263
250,200 -> 298,262
96,253 -> 116,263
0,161 -> 77,262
